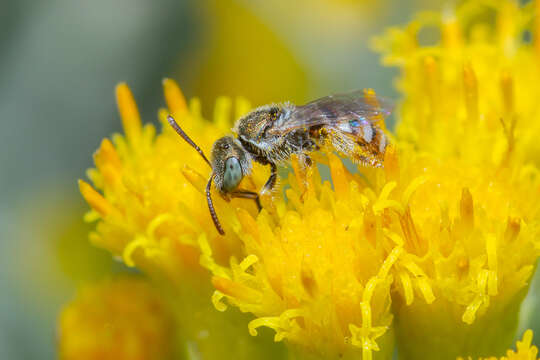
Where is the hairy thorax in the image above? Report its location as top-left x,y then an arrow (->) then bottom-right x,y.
235,103 -> 319,165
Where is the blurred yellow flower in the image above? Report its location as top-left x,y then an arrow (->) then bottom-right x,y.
189,0 -> 309,112
58,277 -> 175,360
457,329 -> 539,360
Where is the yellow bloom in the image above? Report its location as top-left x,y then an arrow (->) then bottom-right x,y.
79,80 -> 285,360
377,146 -> 540,359
204,153 -> 399,360
79,78 -> 399,358
457,329 -> 539,360
204,139 -> 540,359
373,0 -> 540,168
372,0 -> 540,358
58,277 -> 174,360
80,80 -> 262,280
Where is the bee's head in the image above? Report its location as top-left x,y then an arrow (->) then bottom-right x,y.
167,115 -> 251,235
211,136 -> 251,193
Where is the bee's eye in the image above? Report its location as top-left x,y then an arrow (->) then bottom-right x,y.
222,157 -> 243,192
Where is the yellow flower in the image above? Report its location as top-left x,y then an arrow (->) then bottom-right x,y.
58,277 -> 175,360
79,78 -> 399,359
79,80 -> 261,280
203,153 -> 399,360
457,329 -> 539,360
377,146 -> 540,359
202,139 -> 540,359
78,80 -> 285,360
372,0 -> 540,358
373,0 -> 540,168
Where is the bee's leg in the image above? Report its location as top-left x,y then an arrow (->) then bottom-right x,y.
302,154 -> 312,167
230,190 -> 262,211
261,162 -> 278,195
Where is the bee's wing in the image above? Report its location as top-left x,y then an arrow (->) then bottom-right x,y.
269,90 -> 392,135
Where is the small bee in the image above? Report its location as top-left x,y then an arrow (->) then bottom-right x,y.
168,90 -> 392,235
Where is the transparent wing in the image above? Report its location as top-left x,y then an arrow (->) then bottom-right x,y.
268,90 -> 393,135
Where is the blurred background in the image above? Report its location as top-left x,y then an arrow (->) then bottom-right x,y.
0,0 -> 538,358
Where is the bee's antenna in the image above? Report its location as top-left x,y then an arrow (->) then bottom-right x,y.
167,115 -> 212,168
206,175 -> 225,235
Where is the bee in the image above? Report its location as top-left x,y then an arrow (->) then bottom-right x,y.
168,90 -> 392,235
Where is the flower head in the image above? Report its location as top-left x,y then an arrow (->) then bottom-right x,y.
373,0 -> 540,168
203,136 -> 540,359
58,277 -> 174,360
80,79 -> 402,358
204,153 -> 399,360
78,80 -> 288,360
373,0 -> 540,358
79,80 -> 264,281
376,146 -> 540,359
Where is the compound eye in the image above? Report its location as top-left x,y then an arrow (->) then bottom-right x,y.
223,157 -> 243,192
